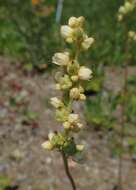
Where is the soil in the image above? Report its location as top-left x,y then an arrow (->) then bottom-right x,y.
0,57 -> 136,190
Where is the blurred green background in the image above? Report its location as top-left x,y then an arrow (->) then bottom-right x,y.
0,0 -> 136,68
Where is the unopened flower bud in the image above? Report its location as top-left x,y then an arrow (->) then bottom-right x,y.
71,75 -> 78,82
76,144 -> 84,151
50,97 -> 63,108
77,16 -> 85,27
128,31 -> 136,40
68,114 -> 79,124
78,66 -> 93,80
68,17 -> 79,28
61,25 -> 74,40
118,14 -> 123,21
63,121 -> 71,129
80,94 -> 86,101
42,141 -> 53,150
119,6 -> 126,14
82,37 -> 94,50
124,2 -> 134,12
48,132 -> 55,141
79,86 -> 84,93
52,52 -> 70,66
68,16 -> 85,28
70,88 -> 80,99
60,75 -> 72,90
56,83 -> 61,90
66,37 -> 74,43
77,123 -> 83,129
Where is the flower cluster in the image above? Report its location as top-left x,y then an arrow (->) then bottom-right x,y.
42,16 -> 94,157
118,0 -> 136,21
60,16 -> 94,49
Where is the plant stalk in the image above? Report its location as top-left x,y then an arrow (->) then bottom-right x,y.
61,151 -> 77,190
117,30 -> 130,190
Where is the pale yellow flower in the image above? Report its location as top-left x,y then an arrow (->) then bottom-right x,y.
78,66 -> 93,80
50,97 -> 63,108
124,2 -> 134,12
77,123 -> 83,129
128,31 -> 136,40
77,16 -> 85,27
63,121 -> 71,129
70,88 -> 80,99
68,17 -> 79,28
79,94 -> 86,101
76,144 -> 84,151
42,141 -> 53,150
71,75 -> 79,82
52,52 -> 70,66
68,114 -> 79,124
68,16 -> 85,28
119,6 -> 126,14
82,36 -> 94,50
118,14 -> 123,21
48,132 -> 55,141
61,25 -> 74,40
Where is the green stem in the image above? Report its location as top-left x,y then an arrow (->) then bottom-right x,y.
118,64 -> 128,190
117,26 -> 130,190
60,37 -> 81,190
61,151 -> 77,190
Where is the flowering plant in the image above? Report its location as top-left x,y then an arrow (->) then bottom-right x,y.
118,0 -> 136,21
117,1 -> 136,189
42,16 -> 94,189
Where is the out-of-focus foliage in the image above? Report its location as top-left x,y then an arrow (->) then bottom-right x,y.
0,0 -> 136,69
0,176 -> 11,190
62,0 -> 136,66
0,0 -> 58,70
126,75 -> 136,125
85,73 -> 136,156
85,93 -> 116,130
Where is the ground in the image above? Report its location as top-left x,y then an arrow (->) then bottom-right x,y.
0,57 -> 136,190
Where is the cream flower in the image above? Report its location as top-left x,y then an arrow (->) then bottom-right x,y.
68,113 -> 79,124
78,66 -> 93,80
71,75 -> 78,82
63,121 -> 71,129
61,25 -> 74,40
48,132 -> 55,141
42,141 -> 53,150
50,97 -> 63,108
68,16 -> 85,28
119,6 -> 126,14
124,2 -> 134,12
52,52 -> 70,66
77,123 -> 83,129
59,75 -> 72,90
128,31 -> 135,38
76,144 -> 84,151
82,36 -> 94,50
68,17 -> 79,28
70,88 -> 80,99
118,14 -> 123,21
79,94 -> 86,101
77,16 -> 85,26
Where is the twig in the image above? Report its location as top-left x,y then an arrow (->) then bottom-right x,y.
61,151 -> 77,190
